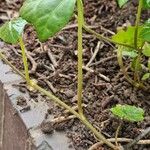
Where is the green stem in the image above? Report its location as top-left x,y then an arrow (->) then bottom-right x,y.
117,46 -> 135,85
134,0 -> 143,81
0,52 -> 117,150
0,51 -> 25,79
134,0 -> 143,50
19,36 -> 30,84
77,0 -> 84,116
83,24 -> 136,50
31,82 -> 117,150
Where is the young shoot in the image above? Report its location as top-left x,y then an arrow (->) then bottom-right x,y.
111,104 -> 144,146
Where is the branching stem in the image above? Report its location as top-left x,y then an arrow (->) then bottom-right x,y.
0,51 -> 117,150
83,24 -> 137,50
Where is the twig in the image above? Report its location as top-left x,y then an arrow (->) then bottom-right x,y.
48,43 -> 72,49
90,55 -> 117,67
64,103 -> 87,114
124,127 -> 150,149
86,41 -> 103,67
51,115 -> 76,124
88,138 -> 150,150
59,73 -> 72,80
83,66 -> 110,82
47,49 -> 58,68
44,80 -> 57,94
26,51 -> 37,73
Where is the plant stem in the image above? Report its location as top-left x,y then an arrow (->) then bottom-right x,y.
19,36 -> 30,84
31,82 -> 117,150
0,52 -> 117,150
117,46 -> 136,85
134,0 -> 143,50
83,24 -> 136,50
134,0 -> 143,81
77,0 -> 84,116
117,46 -> 147,90
0,51 -> 25,79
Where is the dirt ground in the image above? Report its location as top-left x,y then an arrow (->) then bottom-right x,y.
0,0 -> 150,150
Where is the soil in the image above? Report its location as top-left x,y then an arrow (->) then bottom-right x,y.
0,0 -> 150,150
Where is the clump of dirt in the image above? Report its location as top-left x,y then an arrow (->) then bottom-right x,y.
0,0 -> 150,150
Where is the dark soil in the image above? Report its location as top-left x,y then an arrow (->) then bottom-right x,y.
0,0 -> 150,150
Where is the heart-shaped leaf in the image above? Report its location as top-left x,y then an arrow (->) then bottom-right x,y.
117,0 -> 129,7
112,26 -> 144,48
20,0 -> 76,41
111,104 -> 144,122
0,17 -> 27,44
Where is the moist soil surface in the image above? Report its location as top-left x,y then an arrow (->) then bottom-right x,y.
0,0 -> 150,150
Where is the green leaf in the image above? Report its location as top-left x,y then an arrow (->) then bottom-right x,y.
148,58 -> 150,70
140,19 -> 150,42
143,0 -> 150,9
112,26 -> 144,48
142,73 -> 150,80
0,17 -> 27,44
142,43 -> 150,57
117,0 -> 129,7
20,0 -> 76,41
111,104 -> 144,122
122,50 -> 138,58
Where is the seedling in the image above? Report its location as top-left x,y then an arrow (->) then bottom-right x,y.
0,0 -> 149,150
112,0 -> 150,89
111,104 -> 144,146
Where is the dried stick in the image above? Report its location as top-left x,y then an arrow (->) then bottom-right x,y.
47,49 -> 58,68
83,66 -> 110,82
88,138 -> 150,150
124,127 -> 150,149
86,41 -> 102,67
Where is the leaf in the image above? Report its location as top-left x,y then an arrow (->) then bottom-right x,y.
117,0 -> 129,7
142,73 -> 150,80
140,19 -> 150,42
112,26 -> 144,48
143,0 -> 150,9
122,50 -> 138,58
0,17 -> 27,44
111,104 -> 144,122
142,43 -> 150,57
20,0 -> 76,41
148,58 -> 150,70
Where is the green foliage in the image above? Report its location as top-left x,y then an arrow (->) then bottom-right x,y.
117,0 -> 129,7
0,17 -> 27,44
112,26 -> 144,48
111,104 -> 144,122
143,0 -> 150,9
142,43 -> 150,57
20,0 -> 76,41
122,49 -> 138,58
142,73 -> 150,80
140,19 -> 150,42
